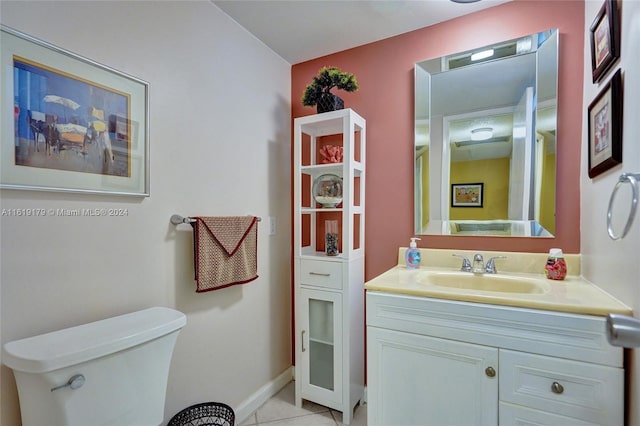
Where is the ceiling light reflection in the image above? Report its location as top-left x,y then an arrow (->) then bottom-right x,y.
471,127 -> 493,141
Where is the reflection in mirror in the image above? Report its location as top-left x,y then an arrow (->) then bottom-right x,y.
415,29 -> 558,237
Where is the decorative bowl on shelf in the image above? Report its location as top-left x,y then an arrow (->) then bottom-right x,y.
313,174 -> 343,207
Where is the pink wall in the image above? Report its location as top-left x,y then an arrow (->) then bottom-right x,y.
292,1 -> 584,281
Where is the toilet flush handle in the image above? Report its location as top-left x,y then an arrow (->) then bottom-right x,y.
51,374 -> 85,392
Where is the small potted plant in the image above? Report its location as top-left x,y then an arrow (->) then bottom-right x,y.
302,66 -> 359,114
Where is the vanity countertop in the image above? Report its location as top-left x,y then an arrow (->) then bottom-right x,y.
364,249 -> 632,317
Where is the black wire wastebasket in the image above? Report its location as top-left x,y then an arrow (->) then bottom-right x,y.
167,402 -> 235,426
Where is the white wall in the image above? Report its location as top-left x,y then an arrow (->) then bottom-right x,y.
0,1 -> 292,425
581,1 -> 640,424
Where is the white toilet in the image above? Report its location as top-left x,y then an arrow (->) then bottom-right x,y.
2,307 -> 187,426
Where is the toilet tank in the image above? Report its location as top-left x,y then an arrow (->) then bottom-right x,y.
2,307 -> 187,426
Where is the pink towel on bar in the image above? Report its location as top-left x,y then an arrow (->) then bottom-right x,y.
193,216 -> 258,292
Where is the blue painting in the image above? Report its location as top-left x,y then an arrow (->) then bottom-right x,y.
13,56 -> 130,177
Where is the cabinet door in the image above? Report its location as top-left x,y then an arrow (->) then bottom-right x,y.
299,288 -> 343,407
367,327 -> 498,426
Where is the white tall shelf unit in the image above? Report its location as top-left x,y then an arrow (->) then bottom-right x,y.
293,109 -> 366,425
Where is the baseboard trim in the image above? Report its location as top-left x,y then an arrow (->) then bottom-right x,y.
234,366 -> 294,424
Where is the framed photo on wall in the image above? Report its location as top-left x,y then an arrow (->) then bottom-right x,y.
590,0 -> 620,83
451,183 -> 483,208
588,69 -> 622,179
0,25 -> 149,196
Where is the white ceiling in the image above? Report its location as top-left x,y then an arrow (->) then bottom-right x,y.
212,0 -> 555,163
212,0 -> 512,64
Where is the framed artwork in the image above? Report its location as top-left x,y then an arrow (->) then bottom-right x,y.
590,0 -> 620,83
588,69 -> 623,179
451,183 -> 483,208
1,26 -> 149,196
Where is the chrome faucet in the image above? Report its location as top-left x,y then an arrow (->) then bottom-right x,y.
472,254 -> 485,274
453,254 -> 507,274
485,256 -> 506,274
452,254 -> 472,272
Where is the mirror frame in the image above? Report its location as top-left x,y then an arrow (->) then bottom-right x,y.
415,29 -> 559,237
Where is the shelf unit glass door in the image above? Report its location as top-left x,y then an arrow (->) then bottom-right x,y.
300,288 -> 343,405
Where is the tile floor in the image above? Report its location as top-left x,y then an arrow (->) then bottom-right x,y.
240,381 -> 367,426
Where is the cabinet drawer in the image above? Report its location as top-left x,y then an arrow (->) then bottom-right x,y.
300,259 -> 342,289
500,402 -> 599,425
499,350 -> 623,425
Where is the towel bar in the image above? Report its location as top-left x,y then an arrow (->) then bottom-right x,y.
170,214 -> 262,225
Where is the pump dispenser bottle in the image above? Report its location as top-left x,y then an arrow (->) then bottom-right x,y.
405,237 -> 422,269
545,248 -> 567,280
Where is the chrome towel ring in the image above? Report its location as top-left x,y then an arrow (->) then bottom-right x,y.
607,173 -> 640,240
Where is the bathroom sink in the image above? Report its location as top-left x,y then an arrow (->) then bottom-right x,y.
417,271 -> 550,294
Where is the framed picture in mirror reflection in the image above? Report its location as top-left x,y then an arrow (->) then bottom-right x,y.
451,183 -> 483,208
588,69 -> 622,179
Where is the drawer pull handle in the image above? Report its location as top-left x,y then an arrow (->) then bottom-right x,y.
485,367 -> 496,378
551,381 -> 564,394
309,272 -> 330,277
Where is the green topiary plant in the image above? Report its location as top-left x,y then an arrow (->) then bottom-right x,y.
302,66 -> 359,112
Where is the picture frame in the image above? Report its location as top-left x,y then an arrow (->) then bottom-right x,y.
1,26 -> 149,196
590,0 -> 620,83
588,68 -> 623,179
451,183 -> 483,208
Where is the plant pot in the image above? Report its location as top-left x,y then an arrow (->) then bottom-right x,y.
317,94 -> 344,114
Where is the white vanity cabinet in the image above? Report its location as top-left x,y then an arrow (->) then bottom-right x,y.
294,109 -> 366,424
366,291 -> 624,426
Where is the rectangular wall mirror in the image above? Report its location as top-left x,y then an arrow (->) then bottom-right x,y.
415,29 -> 558,237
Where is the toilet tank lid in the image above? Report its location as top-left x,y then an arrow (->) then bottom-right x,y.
2,307 -> 186,373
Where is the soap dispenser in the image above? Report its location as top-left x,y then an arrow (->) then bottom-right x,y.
405,237 -> 422,269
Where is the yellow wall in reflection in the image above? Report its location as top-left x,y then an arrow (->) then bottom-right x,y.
421,149 -> 429,229
540,152 -> 556,234
450,157 -> 510,220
